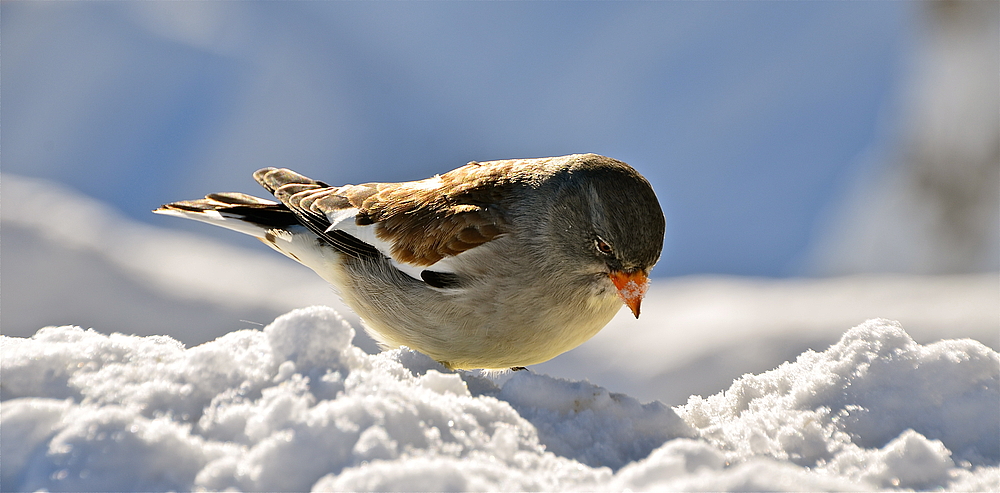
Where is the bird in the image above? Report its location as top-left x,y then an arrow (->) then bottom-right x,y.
155,153 -> 665,370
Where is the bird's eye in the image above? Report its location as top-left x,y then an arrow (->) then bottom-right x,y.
595,238 -> 613,255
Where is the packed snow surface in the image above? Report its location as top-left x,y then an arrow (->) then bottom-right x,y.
2,308 -> 997,491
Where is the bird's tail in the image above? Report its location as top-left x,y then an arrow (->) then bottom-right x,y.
154,192 -> 298,238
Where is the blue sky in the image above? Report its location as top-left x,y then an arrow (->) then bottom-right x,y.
1,1 -> 914,277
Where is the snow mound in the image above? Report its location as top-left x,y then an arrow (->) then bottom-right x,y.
679,318 -> 999,489
2,309 -> 997,491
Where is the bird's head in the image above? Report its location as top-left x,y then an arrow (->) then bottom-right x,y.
529,154 -> 665,318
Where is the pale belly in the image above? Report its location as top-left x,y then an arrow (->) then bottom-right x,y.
352,277 -> 625,370
279,232 -> 625,369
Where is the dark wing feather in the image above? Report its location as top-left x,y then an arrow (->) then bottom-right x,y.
253,168 -> 380,260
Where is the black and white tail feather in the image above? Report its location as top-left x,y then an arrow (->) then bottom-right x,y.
154,174 -> 453,287
154,192 -> 355,288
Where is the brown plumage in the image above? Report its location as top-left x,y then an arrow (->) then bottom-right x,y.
251,159 -> 561,265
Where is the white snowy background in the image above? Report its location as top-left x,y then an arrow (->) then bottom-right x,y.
2,2 -> 998,491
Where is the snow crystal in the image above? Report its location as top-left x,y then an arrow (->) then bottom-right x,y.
2,309 -> 997,491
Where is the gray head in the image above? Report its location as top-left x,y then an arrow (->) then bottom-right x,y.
518,154 -> 665,315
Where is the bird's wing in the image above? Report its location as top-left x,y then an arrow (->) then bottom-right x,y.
253,161 -> 523,271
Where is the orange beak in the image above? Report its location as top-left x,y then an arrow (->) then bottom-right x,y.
609,270 -> 649,318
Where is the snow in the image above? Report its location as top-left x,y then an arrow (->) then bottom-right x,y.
538,273 -> 999,404
3,172 -> 998,490
3,307 -> 997,491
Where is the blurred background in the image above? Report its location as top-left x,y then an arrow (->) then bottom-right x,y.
3,1 -> 997,403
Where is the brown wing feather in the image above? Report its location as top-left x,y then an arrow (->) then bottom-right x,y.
254,159 -> 547,266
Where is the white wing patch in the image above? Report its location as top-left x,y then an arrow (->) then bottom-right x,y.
326,207 -> 361,229
324,208 -> 457,282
